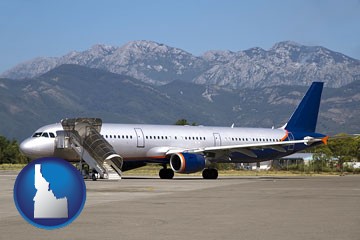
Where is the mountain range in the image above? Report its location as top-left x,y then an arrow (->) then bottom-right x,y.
1,41 -> 359,89
1,63 -> 359,141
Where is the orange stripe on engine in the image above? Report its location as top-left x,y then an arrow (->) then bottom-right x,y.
178,153 -> 186,173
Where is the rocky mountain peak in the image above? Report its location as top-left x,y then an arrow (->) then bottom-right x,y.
270,41 -> 356,65
89,44 -> 117,55
271,41 -> 302,50
1,40 -> 359,89
122,40 -> 169,52
201,50 -> 236,63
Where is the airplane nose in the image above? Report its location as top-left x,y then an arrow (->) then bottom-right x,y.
19,138 -> 35,157
19,137 -> 55,159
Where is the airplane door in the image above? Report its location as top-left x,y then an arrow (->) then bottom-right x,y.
213,133 -> 221,146
134,128 -> 145,148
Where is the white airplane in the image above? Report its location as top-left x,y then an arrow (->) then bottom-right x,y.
20,82 -> 328,179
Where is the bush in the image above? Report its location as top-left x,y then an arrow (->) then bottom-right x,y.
0,136 -> 29,164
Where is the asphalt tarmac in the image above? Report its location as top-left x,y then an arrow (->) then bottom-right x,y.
1,172 -> 359,240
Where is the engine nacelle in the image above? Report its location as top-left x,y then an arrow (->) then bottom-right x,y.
170,153 -> 206,174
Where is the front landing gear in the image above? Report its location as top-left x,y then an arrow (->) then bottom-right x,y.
159,168 -> 174,179
202,168 -> 218,179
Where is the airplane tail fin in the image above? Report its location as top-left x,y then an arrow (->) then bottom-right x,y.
284,82 -> 324,133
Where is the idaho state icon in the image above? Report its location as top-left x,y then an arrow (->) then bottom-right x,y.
13,157 -> 86,230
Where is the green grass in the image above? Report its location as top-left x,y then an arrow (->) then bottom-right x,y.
0,164 -> 26,170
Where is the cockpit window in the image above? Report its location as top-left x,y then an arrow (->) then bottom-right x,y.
32,132 -> 42,137
32,132 -> 56,138
41,132 -> 49,138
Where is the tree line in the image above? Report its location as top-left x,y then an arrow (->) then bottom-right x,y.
0,136 -> 29,164
310,134 -> 360,172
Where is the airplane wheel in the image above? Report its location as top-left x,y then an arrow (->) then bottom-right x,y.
202,168 -> 218,179
202,169 -> 210,179
210,168 -> 218,179
92,173 -> 97,181
159,168 -> 174,179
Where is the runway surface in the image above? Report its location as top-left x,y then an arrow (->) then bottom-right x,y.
1,172 -> 359,240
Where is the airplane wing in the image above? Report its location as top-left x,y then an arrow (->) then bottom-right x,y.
166,137 -> 326,158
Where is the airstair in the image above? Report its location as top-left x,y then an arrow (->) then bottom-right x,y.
54,118 -> 123,180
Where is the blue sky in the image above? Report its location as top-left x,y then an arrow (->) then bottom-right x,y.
1,0 -> 359,73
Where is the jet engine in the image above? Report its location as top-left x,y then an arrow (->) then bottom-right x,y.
170,153 -> 206,174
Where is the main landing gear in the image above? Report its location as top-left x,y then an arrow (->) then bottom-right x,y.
159,168 -> 174,179
202,168 -> 218,179
158,166 -> 218,180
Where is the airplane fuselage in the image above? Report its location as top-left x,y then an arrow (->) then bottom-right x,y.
19,82 -> 327,179
20,122 -> 319,164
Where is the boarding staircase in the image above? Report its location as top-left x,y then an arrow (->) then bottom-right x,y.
54,118 -> 123,180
